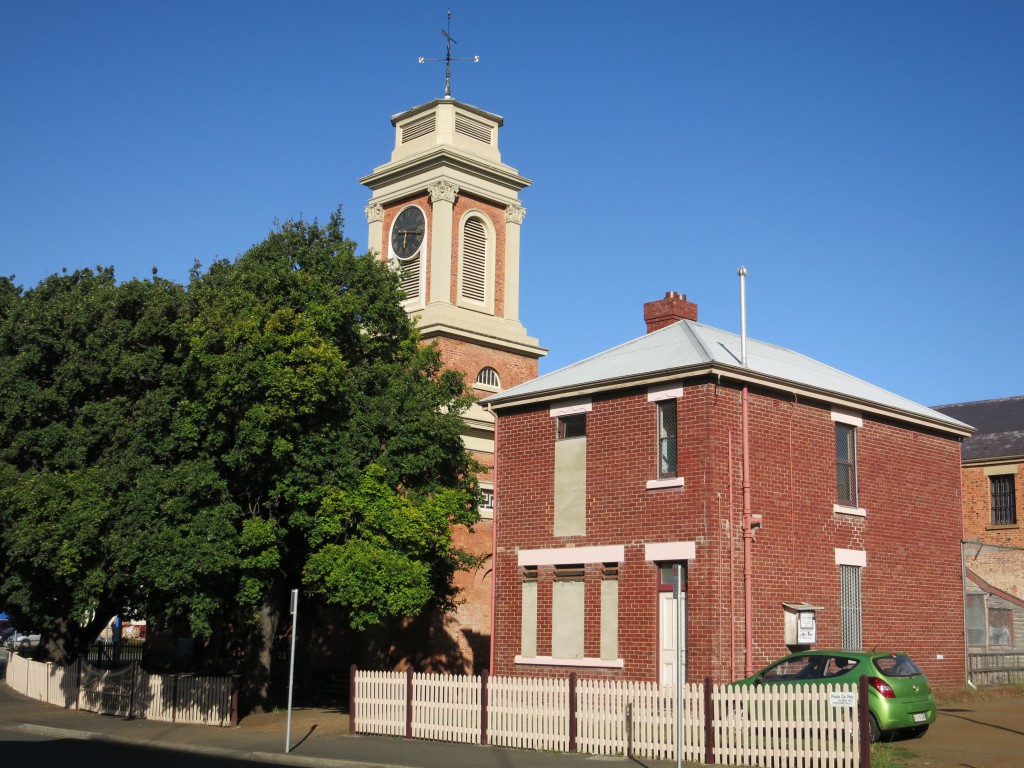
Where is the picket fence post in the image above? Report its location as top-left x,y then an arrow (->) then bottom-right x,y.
480,669 -> 489,745
349,664 -> 357,735
568,672 -> 578,753
859,675 -> 871,768
405,668 -> 414,739
704,676 -> 715,765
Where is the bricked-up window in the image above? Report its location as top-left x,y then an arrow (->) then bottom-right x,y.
840,565 -> 862,650
657,399 -> 678,479
600,563 -> 619,660
557,412 -> 587,440
991,475 -> 1017,526
520,566 -> 538,658
835,423 -> 858,507
552,564 -> 585,659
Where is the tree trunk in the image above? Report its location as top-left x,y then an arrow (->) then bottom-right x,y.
240,581 -> 283,714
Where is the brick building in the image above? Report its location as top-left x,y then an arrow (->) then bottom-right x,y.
933,396 -> 1024,668
485,292 -> 970,691
359,97 -> 545,672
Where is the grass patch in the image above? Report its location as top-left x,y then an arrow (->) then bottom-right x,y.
871,741 -> 917,768
934,684 -> 1024,705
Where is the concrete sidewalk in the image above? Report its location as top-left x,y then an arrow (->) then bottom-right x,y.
0,682 -> 683,768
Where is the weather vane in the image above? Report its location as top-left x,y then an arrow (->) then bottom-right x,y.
418,9 -> 478,100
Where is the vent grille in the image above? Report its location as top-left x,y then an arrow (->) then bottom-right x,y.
401,115 -> 435,143
455,114 -> 491,143
460,217 -> 487,303
398,253 -> 421,301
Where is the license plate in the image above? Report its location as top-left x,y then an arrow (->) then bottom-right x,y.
912,712 -> 928,723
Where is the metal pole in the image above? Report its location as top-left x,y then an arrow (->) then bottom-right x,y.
675,563 -> 683,768
285,589 -> 298,753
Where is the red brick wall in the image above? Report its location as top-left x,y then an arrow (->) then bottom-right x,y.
492,379 -> 966,690
962,464 -> 1024,547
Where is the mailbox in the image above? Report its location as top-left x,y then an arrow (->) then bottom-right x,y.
783,602 -> 823,646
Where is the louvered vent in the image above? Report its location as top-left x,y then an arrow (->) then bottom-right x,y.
455,114 -> 491,143
401,115 -> 435,143
399,254 -> 421,301
461,217 -> 487,303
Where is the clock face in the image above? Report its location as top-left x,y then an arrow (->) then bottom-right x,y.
390,206 -> 425,260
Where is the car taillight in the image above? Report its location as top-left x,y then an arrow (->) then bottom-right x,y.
868,677 -> 895,698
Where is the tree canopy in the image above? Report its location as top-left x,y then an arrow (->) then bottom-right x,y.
0,209 -> 481,708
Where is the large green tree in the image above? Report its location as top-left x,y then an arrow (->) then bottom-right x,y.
181,209 -> 480,711
0,269 -> 239,662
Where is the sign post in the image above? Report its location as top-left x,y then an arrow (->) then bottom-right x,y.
285,589 -> 299,753
674,563 -> 683,768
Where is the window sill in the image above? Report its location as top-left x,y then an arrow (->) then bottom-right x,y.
647,477 -> 685,490
514,655 -> 624,669
833,504 -> 866,517
985,524 -> 1019,531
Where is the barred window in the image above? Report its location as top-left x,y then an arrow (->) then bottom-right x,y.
840,565 -> 862,650
658,399 -> 678,479
991,475 -> 1017,526
835,423 -> 858,507
557,412 -> 587,440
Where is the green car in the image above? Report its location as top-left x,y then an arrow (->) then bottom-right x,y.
734,649 -> 936,742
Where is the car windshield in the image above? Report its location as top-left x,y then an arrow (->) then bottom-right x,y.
873,654 -> 922,677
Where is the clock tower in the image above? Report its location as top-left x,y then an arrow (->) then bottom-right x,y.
360,97 -> 545,671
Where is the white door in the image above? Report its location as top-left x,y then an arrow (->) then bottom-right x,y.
659,591 -> 687,687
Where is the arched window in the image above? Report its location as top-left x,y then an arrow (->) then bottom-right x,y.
476,367 -> 500,389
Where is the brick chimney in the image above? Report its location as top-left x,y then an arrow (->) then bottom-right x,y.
644,291 -> 698,333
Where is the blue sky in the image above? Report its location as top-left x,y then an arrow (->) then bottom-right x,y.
2,2 -> 1021,408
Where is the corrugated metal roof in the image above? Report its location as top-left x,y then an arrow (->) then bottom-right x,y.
933,396 -> 1024,461
484,319 -> 970,434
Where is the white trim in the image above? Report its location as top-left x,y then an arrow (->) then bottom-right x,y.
514,655 -> 625,669
835,548 -> 867,567
833,503 -> 866,517
518,545 -> 625,567
550,398 -> 592,417
646,477 -> 685,490
645,541 -> 697,561
831,407 -> 863,427
647,383 -> 684,402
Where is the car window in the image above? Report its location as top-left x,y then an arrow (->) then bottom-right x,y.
822,655 -> 860,678
763,656 -> 822,682
873,654 -> 922,677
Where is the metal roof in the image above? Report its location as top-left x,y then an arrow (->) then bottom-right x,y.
484,319 -> 971,435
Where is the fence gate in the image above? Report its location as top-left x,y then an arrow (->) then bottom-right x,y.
78,660 -> 138,717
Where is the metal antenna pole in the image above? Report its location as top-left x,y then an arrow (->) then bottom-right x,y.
418,8 -> 479,99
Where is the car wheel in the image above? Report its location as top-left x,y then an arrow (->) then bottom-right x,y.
868,713 -> 881,743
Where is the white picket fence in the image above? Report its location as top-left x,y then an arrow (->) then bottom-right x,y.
352,668 -> 862,767
5,650 -> 234,727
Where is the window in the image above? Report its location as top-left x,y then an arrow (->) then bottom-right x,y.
557,413 -> 587,440
476,367 -> 500,389
658,561 -> 688,591
478,486 -> 494,517
459,215 -> 488,305
520,567 -> 538,658
657,399 -> 677,479
840,565 -> 862,650
989,608 -> 1013,646
835,423 -> 858,507
600,564 -> 618,661
966,594 -> 986,646
991,475 -> 1017,526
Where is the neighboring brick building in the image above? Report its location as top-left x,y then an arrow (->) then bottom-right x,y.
933,396 -> 1024,670
485,292 -> 971,691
